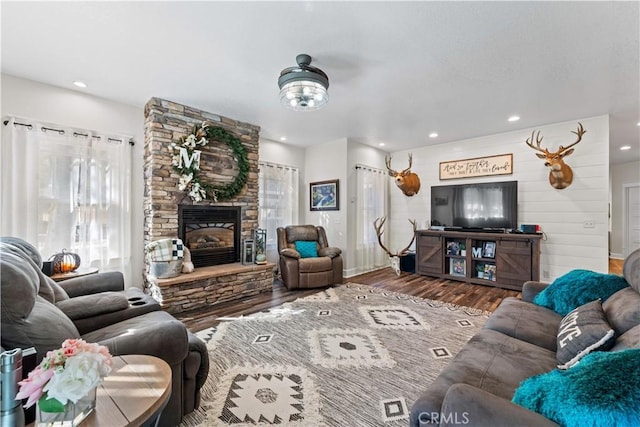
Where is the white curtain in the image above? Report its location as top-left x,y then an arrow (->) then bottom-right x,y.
258,161 -> 299,264
355,164 -> 389,273
1,116 -> 133,282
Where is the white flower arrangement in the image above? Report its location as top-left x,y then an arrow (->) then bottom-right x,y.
16,339 -> 112,411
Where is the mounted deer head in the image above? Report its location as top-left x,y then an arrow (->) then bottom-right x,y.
385,154 -> 421,196
525,123 -> 586,189
373,217 -> 417,275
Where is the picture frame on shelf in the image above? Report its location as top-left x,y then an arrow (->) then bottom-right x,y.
484,264 -> 497,281
450,258 -> 466,277
482,241 -> 496,258
310,179 -> 339,211
446,241 -> 460,256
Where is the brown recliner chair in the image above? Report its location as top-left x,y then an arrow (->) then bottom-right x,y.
277,225 -> 343,289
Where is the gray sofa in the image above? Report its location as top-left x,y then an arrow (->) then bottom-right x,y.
0,238 -> 209,427
410,249 -> 640,426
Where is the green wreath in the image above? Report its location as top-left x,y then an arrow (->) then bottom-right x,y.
171,122 -> 249,202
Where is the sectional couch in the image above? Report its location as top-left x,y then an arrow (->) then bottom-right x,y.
410,249 -> 640,426
0,238 -> 209,427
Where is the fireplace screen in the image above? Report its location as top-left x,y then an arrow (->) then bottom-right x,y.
178,206 -> 241,267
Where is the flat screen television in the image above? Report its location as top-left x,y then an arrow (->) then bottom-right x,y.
430,180 -> 518,231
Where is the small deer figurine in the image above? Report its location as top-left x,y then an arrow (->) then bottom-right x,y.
385,154 -> 421,196
373,217 -> 417,275
525,123 -> 586,190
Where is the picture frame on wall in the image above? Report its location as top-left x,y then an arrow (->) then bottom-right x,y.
310,179 -> 339,211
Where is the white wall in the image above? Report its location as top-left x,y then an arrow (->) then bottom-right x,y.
1,74 -> 146,287
258,137 -> 306,218
303,139 -> 348,262
610,161 -> 640,258
389,115 -> 610,280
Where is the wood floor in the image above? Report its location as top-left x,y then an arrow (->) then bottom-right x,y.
176,258 -> 626,332
176,268 -> 519,331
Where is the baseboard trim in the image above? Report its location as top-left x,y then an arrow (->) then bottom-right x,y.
610,253 -> 624,260
344,265 -> 389,278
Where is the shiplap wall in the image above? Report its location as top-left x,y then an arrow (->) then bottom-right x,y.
389,115 -> 609,280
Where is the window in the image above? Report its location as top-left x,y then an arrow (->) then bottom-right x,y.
2,117 -> 132,281
258,161 -> 299,264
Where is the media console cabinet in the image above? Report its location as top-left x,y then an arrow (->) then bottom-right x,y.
415,229 -> 542,291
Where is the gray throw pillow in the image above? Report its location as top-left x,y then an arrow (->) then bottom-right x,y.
556,299 -> 615,369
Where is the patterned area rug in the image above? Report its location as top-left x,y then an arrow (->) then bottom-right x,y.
181,284 -> 489,427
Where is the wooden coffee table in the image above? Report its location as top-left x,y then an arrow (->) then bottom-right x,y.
32,355 -> 172,427
89,354 -> 172,426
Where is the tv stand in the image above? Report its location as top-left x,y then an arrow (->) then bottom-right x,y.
415,229 -> 542,291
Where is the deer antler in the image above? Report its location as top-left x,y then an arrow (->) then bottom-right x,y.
525,130 -> 547,153
397,219 -> 418,256
401,153 -> 413,175
373,217 -> 394,257
384,156 -> 397,177
559,122 -> 586,152
373,217 -> 417,257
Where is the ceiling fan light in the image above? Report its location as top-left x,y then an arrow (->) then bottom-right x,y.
278,54 -> 329,112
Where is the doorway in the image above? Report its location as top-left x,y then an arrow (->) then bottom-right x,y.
624,184 -> 640,258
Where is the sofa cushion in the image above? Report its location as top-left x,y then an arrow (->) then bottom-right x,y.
410,329 -> 557,424
286,225 -> 319,243
556,300 -> 615,369
298,256 -> 332,272
623,248 -> 640,292
533,269 -> 629,316
295,240 -> 318,258
603,287 -> 640,335
484,297 -> 562,351
611,324 -> 640,351
318,246 -> 342,258
512,349 -> 640,427
56,292 -> 130,320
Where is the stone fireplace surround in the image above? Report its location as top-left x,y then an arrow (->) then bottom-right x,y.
143,98 -> 273,314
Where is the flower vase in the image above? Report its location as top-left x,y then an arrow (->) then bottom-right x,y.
37,387 -> 96,426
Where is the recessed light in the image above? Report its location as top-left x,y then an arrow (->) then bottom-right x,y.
620,145 -> 632,151
429,132 -> 438,138
378,143 -> 385,147
73,81 -> 87,88
280,137 -> 286,141
637,122 -> 640,127
508,115 -> 520,122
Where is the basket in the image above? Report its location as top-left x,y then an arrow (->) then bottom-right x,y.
149,260 -> 183,279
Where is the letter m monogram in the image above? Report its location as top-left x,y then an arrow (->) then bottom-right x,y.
179,148 -> 201,170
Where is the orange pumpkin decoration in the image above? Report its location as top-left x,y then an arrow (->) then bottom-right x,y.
50,249 -> 81,274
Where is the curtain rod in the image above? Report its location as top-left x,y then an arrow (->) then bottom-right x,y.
259,160 -> 299,171
355,163 -> 387,173
3,118 -> 135,146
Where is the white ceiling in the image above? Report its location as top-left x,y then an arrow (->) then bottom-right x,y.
2,1 -> 639,164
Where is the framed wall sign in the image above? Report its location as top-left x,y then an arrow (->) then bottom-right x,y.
439,153 -> 513,180
310,179 -> 339,211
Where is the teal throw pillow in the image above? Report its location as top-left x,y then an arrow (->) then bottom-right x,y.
512,349 -> 640,427
295,241 -> 318,258
533,269 -> 629,316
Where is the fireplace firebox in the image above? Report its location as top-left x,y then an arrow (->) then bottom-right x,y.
178,206 -> 242,267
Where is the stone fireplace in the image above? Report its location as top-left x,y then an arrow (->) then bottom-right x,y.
143,98 -> 273,314
178,205 -> 241,267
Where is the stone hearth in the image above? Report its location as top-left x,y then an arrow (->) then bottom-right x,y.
155,263 -> 274,315
143,98 -> 272,312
